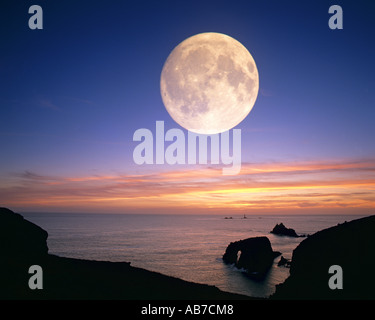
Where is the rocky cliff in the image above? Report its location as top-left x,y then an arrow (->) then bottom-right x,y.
271,215 -> 375,299
0,208 -> 250,300
0,207 -> 48,258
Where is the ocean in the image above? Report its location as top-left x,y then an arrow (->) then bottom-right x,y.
22,213 -> 364,298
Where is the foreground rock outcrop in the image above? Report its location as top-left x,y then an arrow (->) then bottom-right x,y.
0,207 -> 48,258
271,215 -> 375,300
223,236 -> 281,280
3,206 -> 374,300
0,208 -> 250,300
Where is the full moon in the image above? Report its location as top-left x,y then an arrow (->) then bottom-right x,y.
160,32 -> 259,134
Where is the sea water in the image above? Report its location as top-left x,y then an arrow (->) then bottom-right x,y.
22,213 -> 364,298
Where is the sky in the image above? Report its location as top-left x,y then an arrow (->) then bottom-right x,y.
1,0 -> 374,214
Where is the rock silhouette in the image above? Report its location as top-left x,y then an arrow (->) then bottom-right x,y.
277,256 -> 291,267
0,207 -> 48,258
271,215 -> 375,299
3,206 -> 375,300
0,208 -> 249,300
270,223 -> 301,237
223,236 -> 281,280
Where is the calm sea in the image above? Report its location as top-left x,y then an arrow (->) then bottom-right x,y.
22,213 -> 364,298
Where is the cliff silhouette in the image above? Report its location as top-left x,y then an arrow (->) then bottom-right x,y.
1,207 -> 374,300
0,207 -> 249,300
271,215 -> 375,299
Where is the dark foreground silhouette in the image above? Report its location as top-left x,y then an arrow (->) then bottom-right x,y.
1,207 -> 375,300
0,208 -> 249,300
271,215 -> 375,300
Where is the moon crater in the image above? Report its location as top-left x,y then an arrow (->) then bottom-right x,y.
161,32 -> 259,134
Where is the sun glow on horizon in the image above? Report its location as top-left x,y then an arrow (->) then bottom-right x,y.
1,158 -> 375,215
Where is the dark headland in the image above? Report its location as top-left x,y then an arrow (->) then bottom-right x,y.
1,207 -> 375,300
271,215 -> 375,300
0,207 -> 249,300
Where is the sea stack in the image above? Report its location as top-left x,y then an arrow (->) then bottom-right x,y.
270,223 -> 301,237
223,236 -> 281,280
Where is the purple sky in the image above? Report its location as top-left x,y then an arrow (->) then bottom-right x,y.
1,0 -> 374,213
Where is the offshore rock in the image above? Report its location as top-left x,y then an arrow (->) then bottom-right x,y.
277,256 -> 291,267
270,223 -> 301,237
223,236 -> 281,280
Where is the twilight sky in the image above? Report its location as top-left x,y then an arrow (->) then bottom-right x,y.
1,0 -> 374,214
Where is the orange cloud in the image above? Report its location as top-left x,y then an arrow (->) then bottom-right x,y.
1,158 -> 375,214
